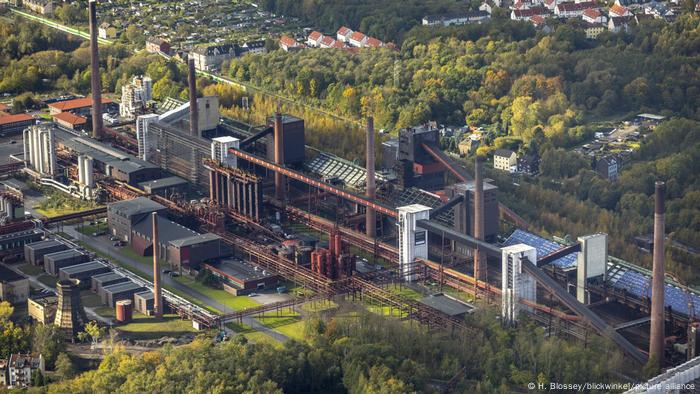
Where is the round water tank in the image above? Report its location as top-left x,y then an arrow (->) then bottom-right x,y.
116,299 -> 133,323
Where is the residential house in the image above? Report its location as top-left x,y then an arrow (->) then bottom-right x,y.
480,1 -> 495,14
494,149 -> 518,172
242,40 -> 266,55
23,0 -> 53,15
2,354 -> 44,388
609,4 -> 632,17
543,0 -> 558,11
320,36 -> 338,48
52,112 -> 87,131
513,1 -> 531,10
306,31 -> 323,47
422,11 -> 490,26
608,15 -> 633,32
458,135 -> 481,156
98,23 -> 117,39
365,36 -> 385,48
336,26 -> 353,42
555,1 -> 598,18
583,8 -> 606,23
190,44 -> 242,71
145,38 -> 171,54
595,155 -> 619,180
279,36 -> 304,52
530,14 -> 550,29
511,6 -> 551,20
584,22 -> 606,39
348,31 -> 368,47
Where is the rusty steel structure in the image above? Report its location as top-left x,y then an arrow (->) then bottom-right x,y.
88,0 -> 103,139
205,159 -> 263,222
0,162 -> 23,177
152,212 -> 163,318
650,181 -> 666,368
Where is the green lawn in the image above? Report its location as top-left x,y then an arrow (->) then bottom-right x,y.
116,312 -> 197,340
37,274 -> 57,288
76,222 -> 108,236
93,306 -> 115,319
81,291 -> 103,308
255,310 -> 306,342
226,322 -> 283,348
300,300 -> 339,313
386,283 -> 423,301
174,275 -> 260,312
17,263 -> 43,276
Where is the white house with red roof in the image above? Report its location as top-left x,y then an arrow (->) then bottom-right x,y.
319,36 -> 337,48
543,0 -> 558,11
365,36 -> 384,48
348,31 -> 368,47
554,1 -> 598,17
583,8 -> 606,23
306,31 -> 323,47
336,26 -> 353,42
279,35 -> 305,52
511,6 -> 551,19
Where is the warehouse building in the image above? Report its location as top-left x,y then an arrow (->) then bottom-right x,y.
107,197 -> 167,242
0,266 -> 29,304
204,259 -> 279,295
0,230 -> 43,257
0,113 -> 35,137
43,249 -> 89,276
58,261 -> 110,287
418,293 -> 475,318
137,176 -> 188,197
100,281 -> 146,307
91,272 -> 129,293
24,239 -> 68,266
133,291 -> 154,315
27,294 -> 58,324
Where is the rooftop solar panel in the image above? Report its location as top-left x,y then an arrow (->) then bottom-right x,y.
610,268 -> 700,317
502,229 -> 577,269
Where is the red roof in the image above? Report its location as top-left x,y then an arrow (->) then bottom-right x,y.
556,1 -> 596,12
308,31 -> 323,41
48,97 -> 113,112
331,40 -> 347,48
513,6 -> 550,17
0,103 -> 8,111
609,4 -> 629,16
530,15 -> 546,24
337,26 -> 352,36
583,8 -> 602,18
53,111 -> 87,125
279,35 -> 300,48
349,31 -> 366,43
320,36 -> 336,47
365,37 -> 383,48
0,113 -> 33,126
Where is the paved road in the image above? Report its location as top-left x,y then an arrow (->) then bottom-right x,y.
62,226 -> 289,342
1,262 -> 111,325
10,8 -> 113,45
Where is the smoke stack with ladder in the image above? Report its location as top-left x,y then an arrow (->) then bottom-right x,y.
649,181 -> 666,368
152,212 -> 163,318
88,0 -> 103,139
188,58 -> 199,137
365,116 -> 376,238
474,156 -> 487,282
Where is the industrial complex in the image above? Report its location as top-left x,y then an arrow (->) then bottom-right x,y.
0,2 -> 698,389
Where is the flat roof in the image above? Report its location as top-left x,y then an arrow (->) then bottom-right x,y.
44,249 -> 85,261
108,197 -> 165,218
212,259 -> 276,282
92,272 -> 127,282
168,233 -> 221,248
0,229 -> 42,242
419,294 -> 474,317
25,239 -> 65,250
637,113 -> 666,120
48,97 -> 113,111
59,261 -> 108,275
0,265 -> 25,283
102,281 -> 143,294
134,290 -> 154,300
1,178 -> 29,192
138,176 -> 188,190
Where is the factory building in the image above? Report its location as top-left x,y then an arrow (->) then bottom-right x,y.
107,197 -> 167,242
120,75 -> 153,119
204,260 -> 279,295
22,125 -> 57,178
27,294 -> 58,324
91,272 -> 129,293
100,281 -> 146,307
0,113 -> 34,137
24,240 -> 68,266
47,97 -> 116,117
265,115 -> 305,167
418,294 -> 475,318
58,261 -> 110,286
137,176 -> 188,197
43,249 -> 89,276
0,230 -> 43,259
0,266 -> 29,304
395,123 -> 446,191
447,180 -> 499,249
133,291 -> 154,315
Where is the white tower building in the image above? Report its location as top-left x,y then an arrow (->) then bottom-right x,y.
501,244 -> 537,325
397,204 -> 431,282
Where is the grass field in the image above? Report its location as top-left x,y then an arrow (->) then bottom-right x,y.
94,306 -> 115,319
116,313 -> 197,340
226,322 -> 283,348
174,275 -> 260,312
300,300 -> 339,313
81,291 -> 103,308
17,263 -> 43,276
76,222 -> 109,236
385,283 -> 423,301
255,310 -> 305,342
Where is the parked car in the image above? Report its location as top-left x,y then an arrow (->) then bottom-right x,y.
162,269 -> 171,274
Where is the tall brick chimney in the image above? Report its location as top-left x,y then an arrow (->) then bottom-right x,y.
88,0 -> 103,139
152,212 -> 163,318
365,116 -> 376,238
188,58 -> 199,137
649,181 -> 666,368
474,156 -> 487,282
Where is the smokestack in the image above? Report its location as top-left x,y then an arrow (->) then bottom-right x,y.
365,116 -> 376,238
188,58 -> 198,137
273,112 -> 285,201
649,181 -> 666,368
474,156 -> 486,282
152,212 -> 163,318
88,0 -> 103,139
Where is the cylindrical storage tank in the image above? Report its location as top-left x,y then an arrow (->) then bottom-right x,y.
296,246 -> 313,266
115,299 -> 133,323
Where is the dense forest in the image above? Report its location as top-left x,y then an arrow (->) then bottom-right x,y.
41,307 -> 631,393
